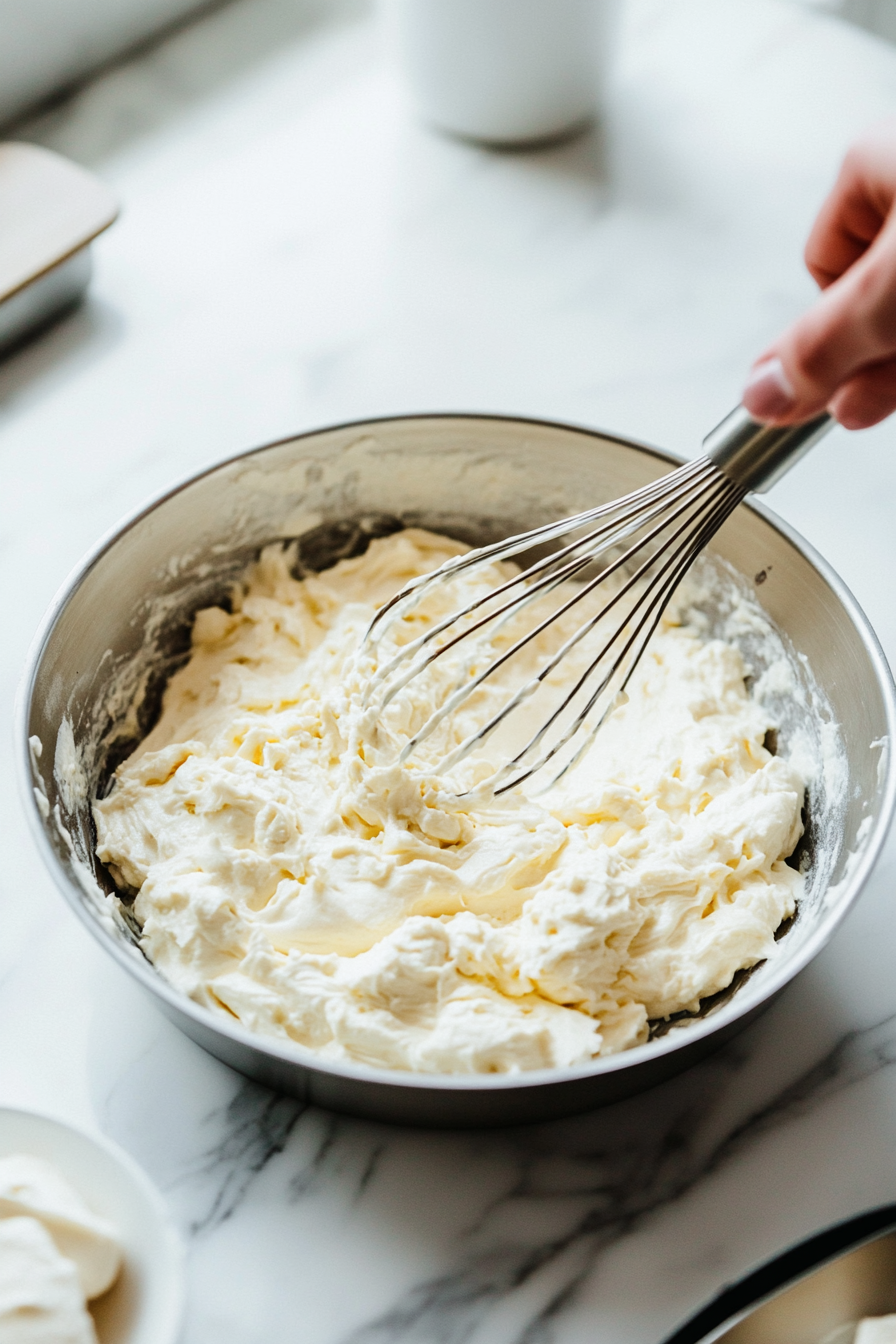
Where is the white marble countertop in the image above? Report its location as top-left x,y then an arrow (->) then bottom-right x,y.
4,0 -> 896,1339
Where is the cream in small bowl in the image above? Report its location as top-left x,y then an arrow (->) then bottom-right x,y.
0,1110 -> 183,1344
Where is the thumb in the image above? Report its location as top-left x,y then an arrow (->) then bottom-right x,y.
744,214 -> 896,424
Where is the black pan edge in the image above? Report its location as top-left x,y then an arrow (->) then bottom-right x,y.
662,1205 -> 896,1344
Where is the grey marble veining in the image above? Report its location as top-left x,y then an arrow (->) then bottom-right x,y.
4,0 -> 896,1340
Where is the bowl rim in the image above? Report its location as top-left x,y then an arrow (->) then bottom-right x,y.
16,410 -> 896,1096
0,1104 -> 185,1344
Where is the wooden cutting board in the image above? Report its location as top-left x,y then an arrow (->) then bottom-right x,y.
0,142 -> 118,303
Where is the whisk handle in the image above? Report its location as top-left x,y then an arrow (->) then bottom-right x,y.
704,405 -> 834,492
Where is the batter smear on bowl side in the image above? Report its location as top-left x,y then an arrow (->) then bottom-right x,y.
93,529 -> 805,1075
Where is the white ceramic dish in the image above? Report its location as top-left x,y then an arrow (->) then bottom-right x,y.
0,1108 -> 184,1344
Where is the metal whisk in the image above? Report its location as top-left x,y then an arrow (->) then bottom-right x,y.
361,406 -> 834,796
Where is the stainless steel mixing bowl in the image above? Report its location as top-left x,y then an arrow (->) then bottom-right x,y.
18,414 -> 896,1127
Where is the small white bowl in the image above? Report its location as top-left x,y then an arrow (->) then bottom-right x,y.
0,1107 -> 184,1344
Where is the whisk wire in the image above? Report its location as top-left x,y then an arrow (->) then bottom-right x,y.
516,476 -> 747,796
464,472 -> 746,795
395,463 -> 734,772
367,458 -> 719,712
355,419 -> 811,795
356,410 -> 836,794
364,457 -> 715,656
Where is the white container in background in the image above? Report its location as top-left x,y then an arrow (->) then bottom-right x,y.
384,0 -> 620,146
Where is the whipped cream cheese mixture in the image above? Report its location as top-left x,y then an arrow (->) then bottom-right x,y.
0,1154 -> 122,1342
94,529 -> 806,1075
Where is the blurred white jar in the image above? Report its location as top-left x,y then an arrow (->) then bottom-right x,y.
384,0 -> 619,146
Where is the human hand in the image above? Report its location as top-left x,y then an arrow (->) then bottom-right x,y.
743,120 -> 896,429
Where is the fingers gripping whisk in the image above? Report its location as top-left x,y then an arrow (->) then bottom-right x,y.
360,457 -> 746,795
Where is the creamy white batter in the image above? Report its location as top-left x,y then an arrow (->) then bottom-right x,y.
94,529 -> 805,1075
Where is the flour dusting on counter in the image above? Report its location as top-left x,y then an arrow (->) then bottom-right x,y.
93,530 -> 806,1075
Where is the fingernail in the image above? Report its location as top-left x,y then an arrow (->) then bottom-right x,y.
742,357 -> 796,421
